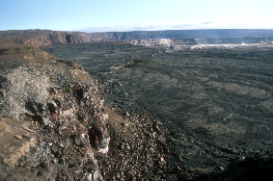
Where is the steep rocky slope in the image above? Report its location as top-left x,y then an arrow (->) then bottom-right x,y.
0,47 -> 111,179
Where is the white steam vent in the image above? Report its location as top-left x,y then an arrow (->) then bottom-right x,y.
159,38 -> 171,49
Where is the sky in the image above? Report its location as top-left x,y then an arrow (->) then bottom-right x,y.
0,0 -> 272,32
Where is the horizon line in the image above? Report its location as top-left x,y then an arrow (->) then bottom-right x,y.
1,28 -> 273,33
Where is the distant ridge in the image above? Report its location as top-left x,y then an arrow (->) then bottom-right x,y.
1,29 -> 273,47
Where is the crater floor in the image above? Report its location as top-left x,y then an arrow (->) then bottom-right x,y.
44,44 -> 273,179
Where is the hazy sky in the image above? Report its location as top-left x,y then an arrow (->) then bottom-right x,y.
0,0 -> 272,31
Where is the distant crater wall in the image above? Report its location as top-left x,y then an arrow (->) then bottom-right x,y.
5,29 -> 273,47
16,32 -> 127,47
130,37 -> 273,48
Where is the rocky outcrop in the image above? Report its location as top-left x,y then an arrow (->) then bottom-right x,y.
0,47 -> 110,180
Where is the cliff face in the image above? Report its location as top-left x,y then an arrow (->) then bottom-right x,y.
16,31 -> 130,47
17,32 -> 85,47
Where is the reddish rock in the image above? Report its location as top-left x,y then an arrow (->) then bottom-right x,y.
15,135 -> 23,140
